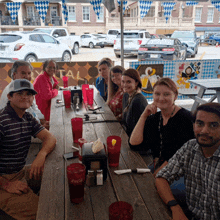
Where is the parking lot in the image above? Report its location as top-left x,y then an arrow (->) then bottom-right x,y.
72,45 -> 220,68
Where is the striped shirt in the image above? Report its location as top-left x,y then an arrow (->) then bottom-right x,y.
156,139 -> 220,220
0,103 -> 44,175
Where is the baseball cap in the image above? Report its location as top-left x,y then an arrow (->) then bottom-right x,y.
8,79 -> 37,95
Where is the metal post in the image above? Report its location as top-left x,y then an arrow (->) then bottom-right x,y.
120,0 -> 124,68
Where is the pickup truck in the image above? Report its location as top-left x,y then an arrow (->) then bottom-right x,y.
33,28 -> 80,54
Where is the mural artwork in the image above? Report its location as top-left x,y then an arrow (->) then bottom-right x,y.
0,61 -> 99,97
175,61 -> 202,93
136,64 -> 164,94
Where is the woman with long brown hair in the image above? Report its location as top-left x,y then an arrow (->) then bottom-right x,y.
121,68 -> 148,137
106,65 -> 125,120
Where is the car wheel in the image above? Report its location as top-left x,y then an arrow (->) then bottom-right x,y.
116,54 -> 120,58
25,55 -> 37,62
89,42 -> 94,49
62,51 -> 71,61
100,45 -> 104,48
72,43 -> 79,54
191,53 -> 196,58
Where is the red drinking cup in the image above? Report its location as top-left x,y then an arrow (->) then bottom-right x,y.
66,163 -> 86,204
82,84 -> 89,104
62,76 -> 68,88
71,117 -> 83,143
109,201 -> 133,220
63,90 -> 71,108
78,138 -> 87,162
107,136 -> 121,167
86,88 -> 94,106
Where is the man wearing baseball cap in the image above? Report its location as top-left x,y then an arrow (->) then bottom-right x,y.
0,79 -> 56,220
0,61 -> 49,130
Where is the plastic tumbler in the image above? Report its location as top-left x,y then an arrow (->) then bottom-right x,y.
63,90 -> 71,108
82,84 -> 89,104
71,117 -> 83,143
109,201 -> 133,220
107,136 -> 121,167
86,88 -> 94,106
66,163 -> 86,204
78,138 -> 87,162
62,76 -> 68,88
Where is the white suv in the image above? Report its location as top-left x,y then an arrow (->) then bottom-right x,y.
0,31 -> 72,63
114,30 -> 151,58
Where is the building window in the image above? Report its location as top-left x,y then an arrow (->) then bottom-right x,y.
83,6 -> 90,22
97,6 -> 104,22
69,6 -> 76,21
134,8 -> 137,17
146,6 -> 155,17
207,8 -> 214,23
27,6 -> 39,18
195,7 -> 202,22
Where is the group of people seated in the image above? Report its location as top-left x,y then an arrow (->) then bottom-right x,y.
0,58 -> 219,220
96,58 -> 220,220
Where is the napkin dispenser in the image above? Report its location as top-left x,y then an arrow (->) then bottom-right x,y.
71,86 -> 82,103
82,143 -> 107,181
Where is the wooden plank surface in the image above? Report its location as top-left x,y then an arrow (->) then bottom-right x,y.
37,88 -> 171,220
37,92 -> 65,220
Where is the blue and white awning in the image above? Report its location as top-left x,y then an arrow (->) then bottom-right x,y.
161,2 -> 176,23
62,0 -> 68,24
211,1 -> 220,12
90,0 -> 103,19
139,1 -> 153,19
186,1 -> 199,6
6,2 -> 22,23
34,1 -> 49,23
117,0 -> 128,14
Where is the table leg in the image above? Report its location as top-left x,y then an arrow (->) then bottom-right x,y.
191,87 -> 205,113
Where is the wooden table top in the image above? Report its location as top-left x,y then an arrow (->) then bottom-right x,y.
189,79 -> 220,90
36,86 -> 171,220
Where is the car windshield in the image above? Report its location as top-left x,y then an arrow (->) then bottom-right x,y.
172,32 -> 194,38
147,39 -> 174,45
117,33 -> 140,38
0,35 -> 22,43
33,29 -> 52,34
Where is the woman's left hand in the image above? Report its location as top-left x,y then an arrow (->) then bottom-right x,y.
55,84 -> 59,90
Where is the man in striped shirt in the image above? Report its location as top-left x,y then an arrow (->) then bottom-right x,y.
0,79 -> 56,220
156,103 -> 220,220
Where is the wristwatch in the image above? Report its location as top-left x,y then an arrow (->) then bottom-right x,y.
167,200 -> 178,207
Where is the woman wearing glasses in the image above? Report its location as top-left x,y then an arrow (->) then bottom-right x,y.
33,59 -> 59,121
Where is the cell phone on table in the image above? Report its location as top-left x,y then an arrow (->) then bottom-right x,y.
63,152 -> 78,160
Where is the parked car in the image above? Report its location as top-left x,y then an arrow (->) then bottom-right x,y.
80,34 -> 105,48
0,31 -> 72,63
114,30 -> 151,58
171,30 -> 199,58
199,35 -> 216,45
209,33 -> 220,44
138,38 -> 187,61
33,28 -> 80,54
105,29 -> 120,46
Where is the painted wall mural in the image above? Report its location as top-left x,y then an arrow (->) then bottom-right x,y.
130,59 -> 219,100
0,61 -> 99,97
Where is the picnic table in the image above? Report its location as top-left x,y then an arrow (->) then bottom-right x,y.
36,86 -> 171,220
188,79 -> 220,113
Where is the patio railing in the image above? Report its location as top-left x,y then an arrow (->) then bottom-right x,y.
23,16 -> 41,26
0,16 -> 18,25
45,16 -> 62,26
